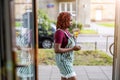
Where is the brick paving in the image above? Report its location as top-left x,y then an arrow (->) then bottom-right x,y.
38,65 -> 112,80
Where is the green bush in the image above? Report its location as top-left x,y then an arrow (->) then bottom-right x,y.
38,49 -> 113,66
15,22 -> 22,27
38,10 -> 51,30
69,22 -> 82,33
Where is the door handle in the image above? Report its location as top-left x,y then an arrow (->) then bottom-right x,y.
109,42 -> 114,55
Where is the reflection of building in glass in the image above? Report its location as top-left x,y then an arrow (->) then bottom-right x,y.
14,0 -> 34,80
14,0 -> 32,21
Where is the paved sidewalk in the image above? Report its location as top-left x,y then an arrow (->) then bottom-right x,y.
38,65 -> 112,80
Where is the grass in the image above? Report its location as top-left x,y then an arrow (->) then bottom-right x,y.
79,22 -> 115,34
97,22 -> 115,28
38,49 -> 113,66
80,29 -> 98,34
38,49 -> 56,65
74,50 -> 112,65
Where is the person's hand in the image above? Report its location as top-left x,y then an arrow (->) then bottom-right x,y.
73,46 -> 81,51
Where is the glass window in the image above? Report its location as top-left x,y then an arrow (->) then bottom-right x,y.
67,3 -> 70,11
59,2 -> 76,18
14,0 -> 36,80
61,3 -> 65,11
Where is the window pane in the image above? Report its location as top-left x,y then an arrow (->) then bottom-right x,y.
14,0 -> 35,80
61,3 -> 65,11
67,3 -> 70,11
72,2 -> 76,12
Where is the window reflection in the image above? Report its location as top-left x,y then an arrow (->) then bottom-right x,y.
14,0 -> 35,80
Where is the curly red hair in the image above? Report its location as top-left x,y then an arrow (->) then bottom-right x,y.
56,12 -> 71,29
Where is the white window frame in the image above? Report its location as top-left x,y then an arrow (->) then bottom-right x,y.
59,2 -> 76,17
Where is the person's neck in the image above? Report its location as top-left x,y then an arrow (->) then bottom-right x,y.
62,28 -> 68,31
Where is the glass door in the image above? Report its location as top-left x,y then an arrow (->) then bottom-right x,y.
13,0 -> 38,80
0,0 -> 37,79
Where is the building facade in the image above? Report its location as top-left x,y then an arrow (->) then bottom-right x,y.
37,0 -> 91,27
91,0 -> 115,21
14,0 -> 115,28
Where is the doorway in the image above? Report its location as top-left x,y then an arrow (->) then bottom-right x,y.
37,0 -> 115,80
1,0 -> 120,80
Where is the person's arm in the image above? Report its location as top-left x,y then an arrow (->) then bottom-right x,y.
54,43 -> 81,53
54,43 -> 73,53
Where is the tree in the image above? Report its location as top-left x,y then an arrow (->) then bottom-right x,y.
38,10 -> 51,30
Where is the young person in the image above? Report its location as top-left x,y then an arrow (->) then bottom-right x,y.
54,12 -> 81,80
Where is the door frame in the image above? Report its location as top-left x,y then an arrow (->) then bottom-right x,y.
0,0 -> 15,80
112,0 -> 120,80
32,0 -> 38,80
0,0 -> 38,80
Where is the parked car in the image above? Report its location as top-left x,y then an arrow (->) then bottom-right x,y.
38,23 -> 56,48
16,23 -> 56,48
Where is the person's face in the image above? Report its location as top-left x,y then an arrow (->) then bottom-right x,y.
69,16 -> 73,27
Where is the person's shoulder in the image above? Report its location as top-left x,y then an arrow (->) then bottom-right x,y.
55,29 -> 64,34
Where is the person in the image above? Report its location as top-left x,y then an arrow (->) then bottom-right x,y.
54,12 -> 81,80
